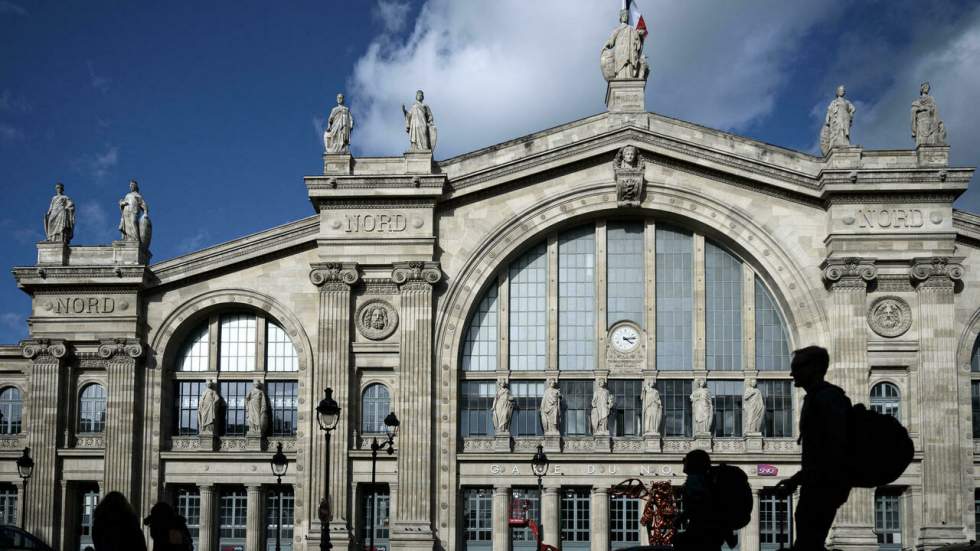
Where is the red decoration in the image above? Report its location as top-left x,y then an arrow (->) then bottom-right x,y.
611,478 -> 678,546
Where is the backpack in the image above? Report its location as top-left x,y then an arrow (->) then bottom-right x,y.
709,463 -> 753,532
846,403 -> 914,488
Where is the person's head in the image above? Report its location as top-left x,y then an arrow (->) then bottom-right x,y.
55,182 -> 64,194
920,82 -> 930,95
683,449 -> 711,475
416,89 -> 424,102
790,345 -> 830,389
129,179 -> 139,192
619,9 -> 629,24
623,145 -> 636,165
746,377 -> 757,388
143,501 -> 177,531
836,84 -> 846,98
336,93 -> 345,105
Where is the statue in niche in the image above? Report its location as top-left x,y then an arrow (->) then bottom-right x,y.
911,82 -> 947,147
198,380 -> 223,435
743,378 -> 765,435
642,379 -> 662,435
820,85 -> 855,155
324,93 -> 354,154
402,89 -> 436,152
245,380 -> 269,436
118,179 -> 151,249
614,145 -> 644,207
44,182 -> 75,243
691,379 -> 713,435
540,378 -> 561,435
591,378 -> 615,434
601,9 -> 646,81
491,379 -> 515,434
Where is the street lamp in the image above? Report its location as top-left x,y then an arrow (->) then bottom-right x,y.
368,412 -> 399,551
270,442 -> 289,551
530,445 -> 549,551
15,447 -> 33,530
316,388 -> 341,551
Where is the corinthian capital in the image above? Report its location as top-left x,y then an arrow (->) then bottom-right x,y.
98,337 -> 144,360
821,257 -> 877,287
391,261 -> 442,286
21,338 -> 69,361
910,256 -> 964,286
309,262 -> 360,287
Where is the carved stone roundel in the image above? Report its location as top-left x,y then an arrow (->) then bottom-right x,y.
355,299 -> 398,340
868,296 -> 912,338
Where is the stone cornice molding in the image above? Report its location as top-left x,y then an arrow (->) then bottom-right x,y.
21,339 -> 69,362
309,262 -> 360,288
821,257 -> 877,289
391,261 -> 442,287
97,337 -> 144,361
910,256 -> 964,289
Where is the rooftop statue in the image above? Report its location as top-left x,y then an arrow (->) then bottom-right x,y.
118,179 -> 151,250
911,82 -> 947,147
820,85 -> 855,155
601,9 -> 647,81
402,89 -> 436,152
324,93 -> 354,154
44,182 -> 75,244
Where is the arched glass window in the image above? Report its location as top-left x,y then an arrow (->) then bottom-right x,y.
755,277 -> 790,371
972,335 -> 980,372
509,242 -> 547,371
462,285 -> 498,372
266,321 -> 299,372
361,384 -> 391,434
178,323 -> 209,372
0,387 -> 22,434
78,384 -> 107,433
705,242 -> 742,371
870,382 -> 901,420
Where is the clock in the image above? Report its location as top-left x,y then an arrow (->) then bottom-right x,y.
610,324 -> 641,353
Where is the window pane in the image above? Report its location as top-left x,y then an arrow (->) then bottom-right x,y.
268,381 -> 298,436
973,382 -> 980,439
175,381 -> 205,436
656,380 -> 692,437
756,278 -> 790,371
560,381 -> 593,436
177,488 -> 201,543
267,321 -> 298,372
460,381 -> 494,437
219,488 -> 248,542
510,243 -> 548,371
0,387 -> 22,435
610,495 -> 642,546
463,285 -> 498,372
221,381 -> 250,436
560,488 -> 591,543
870,382 -> 901,420
707,380 -> 743,437
656,227 -> 692,371
0,483 -> 17,526
973,336 -> 980,373
362,384 -> 392,434
511,488 -> 541,543
875,491 -> 902,546
79,384 -> 107,433
609,380 -> 642,437
179,323 -> 210,372
759,490 -> 791,549
559,226 -> 595,371
511,382 -> 544,437
360,486 -> 390,545
705,242 -> 742,371
219,314 -> 257,372
266,487 -> 295,551
79,489 -> 100,549
758,380 -> 793,438
607,222 -> 645,328
463,488 -> 493,544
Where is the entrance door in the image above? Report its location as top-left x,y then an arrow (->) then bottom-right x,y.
560,488 -> 591,551
462,488 -> 492,551
360,486 -> 390,551
759,490 -> 791,551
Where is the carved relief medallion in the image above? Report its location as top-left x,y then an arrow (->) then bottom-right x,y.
355,299 -> 398,340
867,296 -> 912,338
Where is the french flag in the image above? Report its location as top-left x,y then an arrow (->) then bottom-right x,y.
623,0 -> 647,37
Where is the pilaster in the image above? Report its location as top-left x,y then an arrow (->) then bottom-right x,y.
199,483 -> 215,551
541,486 -> 559,549
743,488 -> 760,551
99,338 -> 144,500
491,486 -> 509,551
591,486 -> 609,551
246,484 -> 264,551
390,261 -> 441,551
309,262 -> 360,549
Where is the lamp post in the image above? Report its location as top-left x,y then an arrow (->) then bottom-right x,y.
270,442 -> 289,551
530,445 -> 549,551
316,388 -> 341,551
369,412 -> 399,551
15,447 -> 33,530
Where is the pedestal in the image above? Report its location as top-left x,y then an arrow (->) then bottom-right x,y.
745,433 -> 763,452
693,433 -> 712,451
593,433 -> 612,453
323,152 -> 353,175
643,432 -> 661,453
826,145 -> 862,168
605,79 -> 646,113
493,433 -> 512,452
198,433 -> 218,451
404,151 -> 433,174
916,145 -> 949,168
111,239 -> 147,264
543,434 -> 561,453
245,434 -> 263,451
36,241 -> 68,265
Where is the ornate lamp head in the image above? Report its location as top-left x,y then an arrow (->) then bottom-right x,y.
316,388 -> 341,432
270,442 -> 288,478
531,444 -> 549,477
16,447 -> 33,480
383,411 -> 400,440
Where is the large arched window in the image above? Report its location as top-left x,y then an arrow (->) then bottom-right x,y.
78,384 -> 107,433
0,387 -> 21,435
870,382 -> 901,420
361,384 -> 391,434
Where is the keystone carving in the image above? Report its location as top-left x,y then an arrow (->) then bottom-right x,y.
821,257 -> 877,285
391,261 -> 442,285
97,337 -> 144,360
21,339 -> 68,360
309,262 -> 360,287
614,145 -> 644,208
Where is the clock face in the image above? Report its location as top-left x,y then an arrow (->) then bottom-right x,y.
611,325 -> 640,353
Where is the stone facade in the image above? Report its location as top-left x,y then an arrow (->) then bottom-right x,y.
0,85 -> 978,551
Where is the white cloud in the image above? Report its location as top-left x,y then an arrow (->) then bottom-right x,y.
0,313 -> 22,331
0,123 -> 23,143
77,200 -> 117,243
177,230 -> 211,254
79,145 -> 119,182
311,115 -> 325,147
347,0 -> 835,158
373,0 -> 411,34
0,1 -> 27,16
0,89 -> 31,113
87,60 -> 110,94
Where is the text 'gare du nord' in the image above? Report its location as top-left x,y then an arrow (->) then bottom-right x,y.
0,6 -> 978,551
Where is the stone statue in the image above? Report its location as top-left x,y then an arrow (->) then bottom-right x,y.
245,380 -> 269,436
590,378 -> 615,434
491,379 -> 515,433
691,379 -> 713,435
324,93 -> 354,153
44,182 -> 75,243
911,82 -> 946,147
614,145 -> 644,207
642,379 -> 662,434
820,85 -> 855,155
198,380 -> 223,435
600,9 -> 645,81
118,180 -> 151,249
743,378 -> 765,435
402,90 -> 436,152
540,378 -> 561,435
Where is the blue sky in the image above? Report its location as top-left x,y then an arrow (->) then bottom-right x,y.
1,0 -> 979,344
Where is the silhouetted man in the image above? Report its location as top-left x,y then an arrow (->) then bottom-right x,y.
674,449 -> 729,551
775,346 -> 852,550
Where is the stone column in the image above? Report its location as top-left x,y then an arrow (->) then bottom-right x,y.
246,484 -> 264,551
591,487 -> 609,551
820,258 -> 878,550
21,339 -> 69,545
99,338 -> 144,500
491,486 -> 509,551
742,488 -> 761,551
541,486 -> 559,549
911,257 -> 966,547
390,261 -> 441,551
199,483 -> 215,551
309,262 -> 360,549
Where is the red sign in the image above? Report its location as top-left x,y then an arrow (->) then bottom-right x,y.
757,464 -> 779,476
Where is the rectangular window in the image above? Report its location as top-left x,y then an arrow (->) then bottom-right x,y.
176,487 -> 200,544
705,242 -> 742,371
266,486 -> 295,551
560,380 -> 593,436
460,381 -> 495,437
510,243 -> 548,371
656,227 -> 693,371
607,222 -> 645,328
219,313 -> 257,372
657,379 -> 692,437
560,488 -> 591,545
175,381 -> 205,436
511,381 -> 544,437
360,486 -> 390,546
708,380 -> 743,438
462,488 -> 493,546
79,488 -> 100,550
511,488 -> 541,544
758,380 -> 793,438
220,381 -> 250,436
973,381 -> 980,439
268,381 -> 298,436
219,488 -> 248,542
756,277 -> 790,371
610,379 -> 642,437
266,321 -> 299,372
559,226 -> 595,371
610,494 -> 641,547
875,491 -> 902,548
0,483 -> 16,526
759,490 -> 791,551
463,285 -> 498,372
975,489 -> 980,542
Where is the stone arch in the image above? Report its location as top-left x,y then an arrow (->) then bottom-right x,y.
956,307 -> 980,372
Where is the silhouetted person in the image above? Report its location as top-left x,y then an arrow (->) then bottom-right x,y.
775,346 -> 852,551
144,501 -> 193,551
674,449 -> 730,551
92,491 -> 147,551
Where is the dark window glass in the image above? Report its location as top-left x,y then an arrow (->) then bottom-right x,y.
462,488 -> 493,544
973,382 -> 980,439
609,379 -> 642,437
175,381 -> 205,436
266,486 -> 295,550
560,380 -> 593,436
870,382 -> 900,420
268,381 -> 298,436
362,383 -> 392,434
973,336 -> 980,373
0,483 -> 16,526
560,488 -> 591,543
759,490 -> 791,550
78,384 -> 107,433
0,387 -> 22,435
511,488 -> 540,543
79,489 -> 100,550
460,381 -> 494,437
219,488 -> 248,541
511,382 -> 544,437
875,490 -> 902,548
220,381 -> 249,436
708,380 -> 743,438
758,380 -> 793,438
656,380 -> 692,437
360,486 -> 390,545
610,494 -> 641,546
